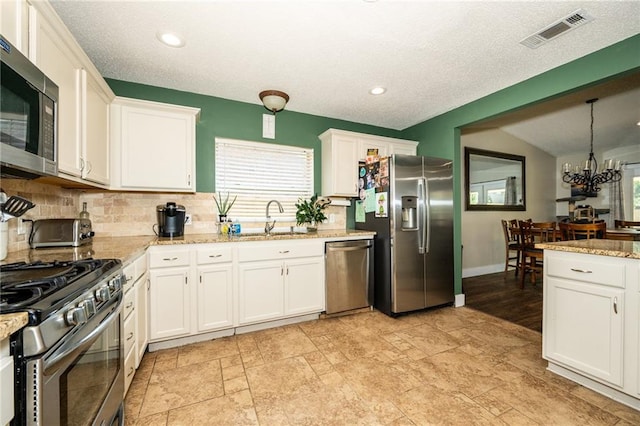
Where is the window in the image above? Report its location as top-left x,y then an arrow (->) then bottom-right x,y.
215,138 -> 314,218
623,162 -> 640,220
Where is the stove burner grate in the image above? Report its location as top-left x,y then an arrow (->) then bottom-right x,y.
0,259 -> 111,312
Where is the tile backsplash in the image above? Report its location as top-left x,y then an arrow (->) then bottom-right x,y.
1,179 -> 347,254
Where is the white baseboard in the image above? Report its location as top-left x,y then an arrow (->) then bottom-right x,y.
454,293 -> 465,307
462,263 -> 505,278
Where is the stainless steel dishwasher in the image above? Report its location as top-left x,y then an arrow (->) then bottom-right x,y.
325,240 -> 374,314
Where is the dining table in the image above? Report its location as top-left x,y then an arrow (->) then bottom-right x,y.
605,227 -> 640,241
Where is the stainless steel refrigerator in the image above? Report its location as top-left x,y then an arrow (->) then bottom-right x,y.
356,154 -> 454,316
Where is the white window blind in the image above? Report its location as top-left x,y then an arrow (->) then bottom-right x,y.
215,138 -> 314,219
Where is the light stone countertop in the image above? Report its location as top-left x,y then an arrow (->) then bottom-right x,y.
0,312 -> 28,340
1,229 -> 375,329
2,229 -> 375,265
536,239 -> 640,259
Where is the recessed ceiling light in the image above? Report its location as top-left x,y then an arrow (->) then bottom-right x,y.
157,32 -> 185,48
369,87 -> 386,95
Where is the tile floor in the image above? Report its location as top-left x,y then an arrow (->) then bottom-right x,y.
125,307 -> 640,425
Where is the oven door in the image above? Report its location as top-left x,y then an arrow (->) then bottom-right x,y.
25,295 -> 124,426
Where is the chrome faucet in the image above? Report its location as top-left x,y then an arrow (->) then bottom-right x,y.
265,200 -> 284,235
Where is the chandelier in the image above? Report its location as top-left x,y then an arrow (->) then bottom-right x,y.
561,98 -> 622,196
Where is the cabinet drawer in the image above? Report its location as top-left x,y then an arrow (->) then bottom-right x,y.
239,241 -> 323,262
123,287 -> 135,319
123,263 -> 136,291
148,248 -> 190,268
196,245 -> 233,265
546,252 -> 625,288
124,313 -> 136,356
124,345 -> 136,395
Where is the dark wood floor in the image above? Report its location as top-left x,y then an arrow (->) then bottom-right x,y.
462,269 -> 543,333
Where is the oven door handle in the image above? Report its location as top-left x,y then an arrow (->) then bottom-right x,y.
43,297 -> 122,376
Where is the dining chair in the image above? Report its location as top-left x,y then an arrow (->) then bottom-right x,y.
531,221 -> 558,242
563,221 -> 607,240
501,219 -> 520,275
518,220 -> 544,289
614,220 -> 640,229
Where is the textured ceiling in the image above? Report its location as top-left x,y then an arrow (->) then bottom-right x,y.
49,0 -> 640,156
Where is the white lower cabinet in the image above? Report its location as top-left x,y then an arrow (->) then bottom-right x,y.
238,241 -> 325,326
544,277 -> 624,386
285,257 -> 325,316
135,271 -> 149,367
543,250 -> 639,409
238,260 -> 285,324
149,266 -> 191,341
122,253 -> 148,396
196,245 -> 234,333
1,338 -> 14,425
147,239 -> 327,347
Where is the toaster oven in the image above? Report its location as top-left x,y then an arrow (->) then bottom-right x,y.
29,218 -> 94,248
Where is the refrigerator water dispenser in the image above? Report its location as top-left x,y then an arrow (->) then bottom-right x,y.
401,196 -> 417,230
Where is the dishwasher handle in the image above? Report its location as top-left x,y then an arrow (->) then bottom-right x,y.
326,240 -> 372,252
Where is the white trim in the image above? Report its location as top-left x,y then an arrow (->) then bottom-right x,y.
454,293 -> 466,307
462,263 -> 504,278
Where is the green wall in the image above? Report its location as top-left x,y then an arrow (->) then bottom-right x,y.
400,34 -> 640,296
107,34 -> 640,298
105,79 -> 402,195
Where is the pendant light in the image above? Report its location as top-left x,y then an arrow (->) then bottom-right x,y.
561,98 -> 622,196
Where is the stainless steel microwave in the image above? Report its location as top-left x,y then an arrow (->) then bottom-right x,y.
0,35 -> 58,179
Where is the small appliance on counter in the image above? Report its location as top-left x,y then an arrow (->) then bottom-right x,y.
156,202 -> 186,237
29,218 -> 94,248
0,190 -> 36,258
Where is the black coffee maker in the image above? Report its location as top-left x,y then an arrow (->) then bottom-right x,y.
156,202 -> 186,237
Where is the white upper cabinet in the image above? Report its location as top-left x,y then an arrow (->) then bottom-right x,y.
110,97 -> 200,192
319,128 -> 418,197
80,70 -> 110,184
29,0 -> 114,186
320,130 -> 359,197
0,0 -> 30,56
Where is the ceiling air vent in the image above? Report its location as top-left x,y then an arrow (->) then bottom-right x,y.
520,9 -> 594,49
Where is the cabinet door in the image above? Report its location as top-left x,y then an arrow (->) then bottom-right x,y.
149,267 -> 190,341
358,138 -> 388,161
544,277 -> 624,387
238,261 -> 284,324
284,257 -> 325,316
321,135 -> 359,197
33,14 -> 82,177
197,264 -> 233,332
81,69 -> 110,184
390,142 -> 417,156
135,272 -> 149,367
119,103 -> 195,191
1,0 -> 29,55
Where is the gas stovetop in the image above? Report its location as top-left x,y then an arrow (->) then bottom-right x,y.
0,259 -> 121,324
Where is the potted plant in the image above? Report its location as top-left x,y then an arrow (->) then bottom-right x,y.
213,192 -> 237,222
295,194 -> 330,231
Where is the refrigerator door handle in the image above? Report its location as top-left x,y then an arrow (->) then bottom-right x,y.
418,178 -> 427,254
424,177 -> 431,254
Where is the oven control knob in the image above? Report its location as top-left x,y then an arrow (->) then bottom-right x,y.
109,276 -> 122,292
96,285 -> 111,302
65,306 -> 88,326
80,298 -> 96,317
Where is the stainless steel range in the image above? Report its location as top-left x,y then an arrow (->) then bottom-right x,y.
0,259 -> 125,426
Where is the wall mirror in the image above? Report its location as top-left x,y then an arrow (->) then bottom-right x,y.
465,147 -> 526,211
